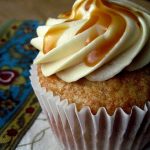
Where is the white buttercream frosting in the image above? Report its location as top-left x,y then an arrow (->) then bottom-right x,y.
31,0 -> 150,82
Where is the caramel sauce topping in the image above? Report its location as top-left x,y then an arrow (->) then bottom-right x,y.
44,0 -> 140,66
85,31 -> 100,46
43,25 -> 68,54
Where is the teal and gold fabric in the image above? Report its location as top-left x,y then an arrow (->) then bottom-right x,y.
0,20 -> 41,150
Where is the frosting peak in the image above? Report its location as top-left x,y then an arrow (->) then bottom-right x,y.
31,0 -> 150,82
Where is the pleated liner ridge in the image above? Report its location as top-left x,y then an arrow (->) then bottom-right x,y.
30,65 -> 150,150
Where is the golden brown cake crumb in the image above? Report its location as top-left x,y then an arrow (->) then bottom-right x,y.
38,65 -> 150,115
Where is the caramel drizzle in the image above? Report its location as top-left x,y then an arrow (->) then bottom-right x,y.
43,0 -> 140,66
43,25 -> 68,54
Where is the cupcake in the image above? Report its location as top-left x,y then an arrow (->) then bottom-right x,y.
30,0 -> 150,149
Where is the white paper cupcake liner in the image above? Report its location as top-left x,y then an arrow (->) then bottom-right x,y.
30,65 -> 150,150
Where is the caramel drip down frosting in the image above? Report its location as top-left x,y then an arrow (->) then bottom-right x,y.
31,0 -> 150,82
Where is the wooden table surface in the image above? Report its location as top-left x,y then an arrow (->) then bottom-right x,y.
0,0 -> 149,24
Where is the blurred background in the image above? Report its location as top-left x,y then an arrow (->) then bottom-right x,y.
0,0 -> 149,24
0,0 -> 75,23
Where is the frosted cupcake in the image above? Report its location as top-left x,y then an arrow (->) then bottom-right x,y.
30,0 -> 150,149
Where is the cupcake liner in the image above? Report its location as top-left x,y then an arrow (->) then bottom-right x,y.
30,65 -> 150,150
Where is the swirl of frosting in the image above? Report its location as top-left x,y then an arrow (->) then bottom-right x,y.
31,0 -> 150,82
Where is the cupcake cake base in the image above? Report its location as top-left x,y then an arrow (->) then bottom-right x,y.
30,65 -> 150,150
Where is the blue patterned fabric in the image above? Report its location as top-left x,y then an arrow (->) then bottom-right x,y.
0,20 -> 41,150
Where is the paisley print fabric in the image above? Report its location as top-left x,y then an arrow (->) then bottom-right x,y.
0,20 -> 41,150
